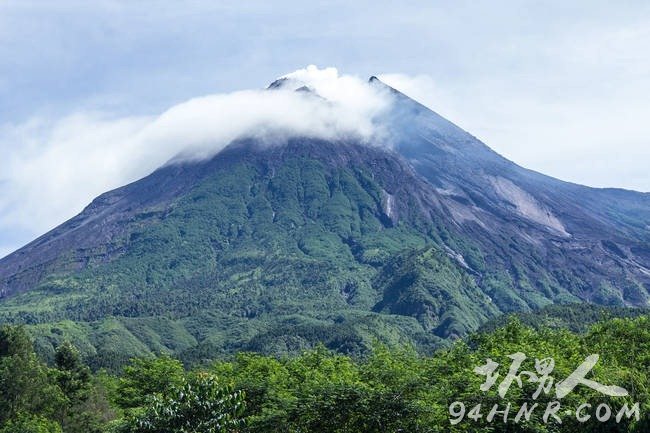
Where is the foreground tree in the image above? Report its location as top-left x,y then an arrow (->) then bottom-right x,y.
119,373 -> 245,433
0,326 -> 64,428
55,341 -> 111,433
115,355 -> 185,410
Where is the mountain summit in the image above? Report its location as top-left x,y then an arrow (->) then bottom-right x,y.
0,76 -> 648,367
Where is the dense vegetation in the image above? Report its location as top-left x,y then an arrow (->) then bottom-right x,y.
2,313 -> 648,432
6,141 -> 647,371
0,145 -> 496,368
480,303 -> 650,333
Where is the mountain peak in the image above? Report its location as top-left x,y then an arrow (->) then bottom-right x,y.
1,67 -> 649,367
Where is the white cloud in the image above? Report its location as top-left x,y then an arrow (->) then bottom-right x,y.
0,66 -> 392,255
138,70 -> 390,162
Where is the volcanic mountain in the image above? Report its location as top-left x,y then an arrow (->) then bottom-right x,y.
1,76 -> 648,368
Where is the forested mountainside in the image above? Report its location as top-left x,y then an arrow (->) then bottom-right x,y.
0,78 -> 648,368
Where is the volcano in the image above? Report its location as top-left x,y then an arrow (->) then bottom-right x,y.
1,76 -> 648,368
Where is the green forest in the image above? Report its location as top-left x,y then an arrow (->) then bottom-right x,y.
1,311 -> 648,433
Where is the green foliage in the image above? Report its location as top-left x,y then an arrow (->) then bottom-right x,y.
481,303 -> 650,333
117,374 -> 245,433
0,326 -> 118,433
55,341 -> 92,402
0,326 -> 65,426
0,413 -> 63,433
1,316 -> 650,432
115,356 -> 185,409
373,247 -> 498,337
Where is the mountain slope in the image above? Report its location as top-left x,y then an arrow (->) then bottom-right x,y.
0,138 -> 473,365
0,77 -> 648,367
374,77 -> 650,307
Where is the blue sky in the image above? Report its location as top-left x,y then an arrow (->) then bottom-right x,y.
1,1 -> 650,257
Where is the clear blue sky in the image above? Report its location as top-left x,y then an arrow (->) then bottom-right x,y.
1,1 -> 649,257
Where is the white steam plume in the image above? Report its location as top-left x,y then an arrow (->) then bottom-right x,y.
0,66 -> 393,254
